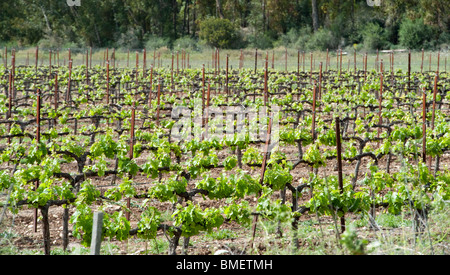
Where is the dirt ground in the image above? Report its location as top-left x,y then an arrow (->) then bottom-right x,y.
1,98 -> 449,255
3,138 -> 440,255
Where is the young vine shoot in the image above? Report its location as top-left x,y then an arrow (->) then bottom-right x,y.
0,48 -> 449,255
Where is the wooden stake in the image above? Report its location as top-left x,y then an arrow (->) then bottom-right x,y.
106,60 -> 110,104
148,65 -> 153,109
312,82 -> 317,142
264,53 -> 268,107
156,79 -> 161,125
226,55 -> 229,98
408,50 -> 411,92
421,48 -> 424,73
428,72 -> 439,169
11,52 -> 15,99
34,88 -> 41,233
143,48 -> 147,78
255,48 -> 258,74
437,51 -> 440,72
217,48 -> 220,73
204,82 -> 211,139
126,99 -> 136,221
376,49 -> 379,72
66,59 -> 72,102
49,50 -> 52,76
153,50 -> 156,68
85,49 -> 89,85
8,70 -> 12,119
429,53 -> 432,72
272,50 -> 275,70
335,117 -> 345,233
285,48 -> 288,72
7,70 -> 12,145
251,117 -> 273,248
422,86 -> 427,163
318,62 -> 322,102
54,74 -> 59,114
3,46 -> 6,68
377,60 -> 383,147
35,46 -> 39,73
171,53 -> 174,89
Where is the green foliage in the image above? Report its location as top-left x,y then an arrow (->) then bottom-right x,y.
172,36 -> 201,52
116,28 -> 143,49
360,22 -> 389,51
103,211 -> 131,242
256,188 -> 292,222
223,155 -> 238,170
246,32 -> 274,50
305,28 -> 339,51
137,206 -> 161,240
104,177 -> 136,201
263,162 -> 293,191
0,0 -> 449,51
76,180 -> 101,206
206,228 -> 238,240
3,61 -> 450,256
70,203 -> 94,247
274,27 -> 312,49
196,169 -> 261,199
199,17 -> 239,49
399,17 -> 434,50
222,200 -> 252,227
172,202 -> 224,238
340,225 -> 368,255
308,174 -> 371,217
303,143 -> 325,168
375,213 -> 411,228
148,176 -> 187,203
144,34 -> 171,50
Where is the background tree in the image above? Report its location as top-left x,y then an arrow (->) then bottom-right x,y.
0,0 -> 448,50
311,0 -> 319,32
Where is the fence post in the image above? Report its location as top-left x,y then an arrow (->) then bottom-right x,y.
90,211 -> 104,255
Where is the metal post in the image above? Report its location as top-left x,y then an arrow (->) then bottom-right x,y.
90,212 -> 104,255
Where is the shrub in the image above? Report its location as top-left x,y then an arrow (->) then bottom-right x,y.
144,34 -> 170,50
437,31 -> 450,48
172,36 -> 201,52
360,22 -> 389,51
115,28 -> 142,50
305,28 -> 339,51
274,27 -> 312,50
398,18 -> 434,50
199,17 -> 239,49
38,35 -> 64,49
274,28 -> 301,48
246,32 -> 274,50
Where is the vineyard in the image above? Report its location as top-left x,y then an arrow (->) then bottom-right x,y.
0,48 -> 449,255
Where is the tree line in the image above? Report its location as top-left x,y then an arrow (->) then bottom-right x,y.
0,0 -> 448,51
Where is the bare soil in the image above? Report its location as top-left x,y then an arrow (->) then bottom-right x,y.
3,139 -> 445,255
